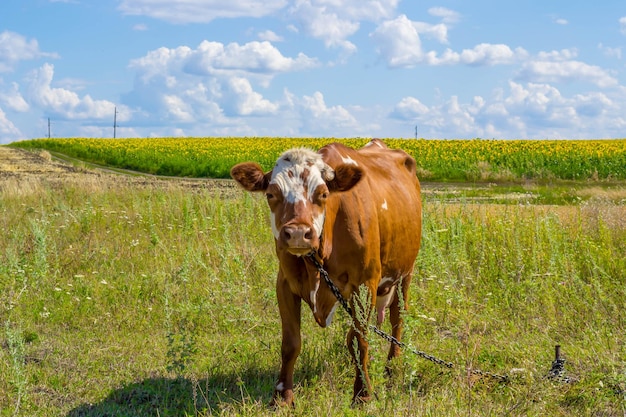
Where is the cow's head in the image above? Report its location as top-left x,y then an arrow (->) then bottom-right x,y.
231,148 -> 363,256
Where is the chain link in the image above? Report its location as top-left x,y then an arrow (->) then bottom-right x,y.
306,253 -> 510,383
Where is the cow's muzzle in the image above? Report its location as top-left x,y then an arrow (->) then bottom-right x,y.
280,223 -> 318,256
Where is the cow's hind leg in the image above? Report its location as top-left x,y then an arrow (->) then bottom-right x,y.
385,275 -> 411,376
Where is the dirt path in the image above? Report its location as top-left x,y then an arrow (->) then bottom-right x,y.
0,146 -> 238,196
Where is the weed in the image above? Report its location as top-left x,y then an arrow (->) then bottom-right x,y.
4,320 -> 28,416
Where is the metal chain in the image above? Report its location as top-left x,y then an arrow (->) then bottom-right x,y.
306,253 -> 510,383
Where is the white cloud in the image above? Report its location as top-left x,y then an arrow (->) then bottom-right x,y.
391,97 -> 429,119
371,15 -> 526,67
131,41 -> 317,84
258,30 -> 283,42
620,16 -> 626,35
118,0 -> 288,23
298,91 -> 358,131
223,77 -> 278,115
370,15 -> 424,67
0,107 -> 22,140
289,0 -> 399,52
517,59 -> 618,88
132,23 -> 148,31
290,1 -> 359,51
413,21 -> 449,44
456,43 -> 525,66
536,48 -> 578,61
0,31 -> 58,72
554,18 -> 568,25
0,82 -> 29,112
598,43 -> 622,59
162,94 -> 195,122
25,63 -> 127,121
129,45 -> 193,83
428,7 -> 460,24
125,40 -> 300,123
390,81 -> 626,138
125,40 -> 316,123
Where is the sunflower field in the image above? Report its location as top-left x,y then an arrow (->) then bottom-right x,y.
8,137 -> 626,181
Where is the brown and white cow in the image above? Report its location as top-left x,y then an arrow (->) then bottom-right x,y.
230,139 -> 422,406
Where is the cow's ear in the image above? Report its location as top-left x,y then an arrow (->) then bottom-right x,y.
230,162 -> 270,192
327,163 -> 363,192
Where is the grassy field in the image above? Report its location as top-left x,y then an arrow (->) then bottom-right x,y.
9,137 -> 626,181
1,148 -> 625,416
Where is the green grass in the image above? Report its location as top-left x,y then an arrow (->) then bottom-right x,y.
1,175 -> 625,416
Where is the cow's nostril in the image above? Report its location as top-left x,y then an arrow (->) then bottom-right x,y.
304,229 -> 313,240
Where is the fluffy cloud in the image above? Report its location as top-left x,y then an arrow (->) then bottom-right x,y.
117,0 -> 288,23
25,63 -> 127,121
370,15 -> 526,67
0,31 -> 58,72
289,0 -> 399,52
391,81 -> 625,138
287,91 -> 358,134
620,16 -> 626,35
0,107 -> 22,138
390,97 -> 429,119
258,30 -> 283,42
598,43 -> 622,59
124,43 -> 303,128
517,51 -> 618,88
370,15 -> 424,67
428,7 -> 460,24
0,82 -> 29,112
223,77 -> 279,115
130,41 -> 317,84
124,39 -> 317,124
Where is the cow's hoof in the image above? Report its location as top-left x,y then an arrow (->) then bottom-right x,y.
351,394 -> 372,407
269,389 -> 295,408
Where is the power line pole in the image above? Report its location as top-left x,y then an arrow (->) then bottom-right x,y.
113,106 -> 118,138
415,125 -> 417,140
48,118 -> 51,138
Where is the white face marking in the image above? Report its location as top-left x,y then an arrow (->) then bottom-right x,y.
268,148 -> 329,237
312,211 -> 324,237
270,212 -> 280,239
325,302 -> 340,327
341,155 -> 358,166
276,382 -> 284,392
270,149 -> 327,203
381,199 -> 388,210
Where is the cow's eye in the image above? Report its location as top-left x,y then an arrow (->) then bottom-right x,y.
266,193 -> 274,200
316,191 -> 328,203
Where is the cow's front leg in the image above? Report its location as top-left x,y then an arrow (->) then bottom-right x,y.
347,327 -> 372,404
271,276 -> 302,408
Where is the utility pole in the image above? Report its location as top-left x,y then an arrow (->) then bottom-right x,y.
113,106 -> 118,138
48,118 -> 51,138
415,125 -> 418,140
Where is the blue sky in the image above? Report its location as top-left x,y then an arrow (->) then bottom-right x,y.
1,0 -> 626,143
